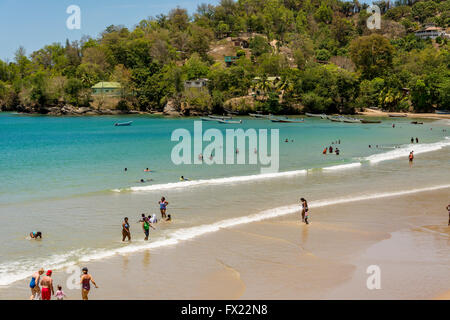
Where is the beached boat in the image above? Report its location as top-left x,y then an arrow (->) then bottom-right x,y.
435,110 -> 450,114
114,121 -> 133,126
329,116 -> 343,122
217,119 -> 243,124
305,112 -> 327,119
271,118 -> 304,123
361,119 -> 382,123
208,114 -> 232,120
248,113 -> 272,118
342,118 -> 361,123
388,114 -> 407,117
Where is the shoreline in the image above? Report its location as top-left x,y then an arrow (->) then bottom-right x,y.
3,109 -> 450,120
1,187 -> 449,300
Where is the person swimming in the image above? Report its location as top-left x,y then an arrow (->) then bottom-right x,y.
335,148 -> 340,155
165,214 -> 172,222
144,168 -> 151,172
180,176 -> 189,181
124,168 -> 127,171
30,231 -> 42,239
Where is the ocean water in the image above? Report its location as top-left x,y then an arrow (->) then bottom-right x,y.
0,112 -> 449,287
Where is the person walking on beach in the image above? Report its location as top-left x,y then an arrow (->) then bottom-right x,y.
159,197 -> 168,219
122,217 -> 131,242
40,270 -> 54,300
29,268 -> 44,300
300,198 -> 309,224
80,267 -> 98,300
55,285 -> 66,300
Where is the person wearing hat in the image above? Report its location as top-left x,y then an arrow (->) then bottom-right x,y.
40,270 -> 54,300
29,268 -> 44,300
80,267 -> 98,300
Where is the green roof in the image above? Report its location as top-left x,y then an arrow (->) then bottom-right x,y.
92,81 -> 122,89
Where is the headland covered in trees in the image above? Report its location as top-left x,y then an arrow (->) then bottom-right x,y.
0,0 -> 449,116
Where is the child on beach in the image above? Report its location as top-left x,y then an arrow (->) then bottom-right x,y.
55,285 -> 66,300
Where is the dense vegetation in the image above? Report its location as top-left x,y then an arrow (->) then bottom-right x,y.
0,0 -> 449,115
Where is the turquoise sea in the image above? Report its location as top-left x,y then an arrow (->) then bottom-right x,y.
0,112 -> 449,287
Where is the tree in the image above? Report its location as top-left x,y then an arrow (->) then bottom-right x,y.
349,34 -> 394,79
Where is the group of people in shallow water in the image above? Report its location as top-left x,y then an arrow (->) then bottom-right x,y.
121,196 -> 172,241
29,267 -> 97,300
323,139 -> 341,155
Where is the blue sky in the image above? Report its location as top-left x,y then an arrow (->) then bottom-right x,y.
0,0 -> 219,61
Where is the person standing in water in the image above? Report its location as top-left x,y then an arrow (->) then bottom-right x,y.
409,151 -> 414,163
142,217 -> 156,240
411,137 -> 414,143
40,270 -> 54,300
159,197 -> 168,219
80,267 -> 98,300
29,268 -> 44,300
416,137 -> 419,143
447,204 -> 450,226
300,198 -> 309,224
122,217 -> 131,242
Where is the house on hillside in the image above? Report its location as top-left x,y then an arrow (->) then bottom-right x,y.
415,25 -> 449,39
184,78 -> 209,90
91,82 -> 122,96
231,37 -> 249,48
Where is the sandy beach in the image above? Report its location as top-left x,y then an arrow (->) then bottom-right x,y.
2,187 -> 448,300
357,108 -> 450,120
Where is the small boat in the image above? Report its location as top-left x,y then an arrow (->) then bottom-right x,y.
388,114 -> 407,117
342,118 -> 361,123
361,119 -> 382,124
208,114 -> 232,120
329,117 -> 343,122
114,121 -> 133,126
217,119 -> 243,124
201,117 -> 217,121
411,121 -> 423,125
305,112 -> 326,119
435,110 -> 450,114
249,113 -> 272,118
271,118 -> 304,123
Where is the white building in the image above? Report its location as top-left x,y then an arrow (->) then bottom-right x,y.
184,78 -> 209,90
415,25 -> 449,40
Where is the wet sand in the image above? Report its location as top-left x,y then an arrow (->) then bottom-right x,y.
357,108 -> 450,120
2,188 -> 449,300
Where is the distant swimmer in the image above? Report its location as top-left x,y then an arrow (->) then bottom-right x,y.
165,214 -> 172,222
80,267 -> 98,300
140,179 -> 145,183
29,268 -> 44,300
30,231 -> 42,239
392,124 -> 395,128
122,217 -> 131,242
144,168 -> 151,172
40,270 -> 54,300
300,198 -> 309,224
323,148 -> 327,154
285,138 -> 289,143
338,139 -> 340,144
159,197 -> 169,219
335,148 -> 340,155
124,168 -> 128,172
180,176 -> 189,181
369,145 -> 371,148
416,137 -> 419,143
411,137 -> 414,143
409,151 -> 414,163
329,146 -> 333,153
